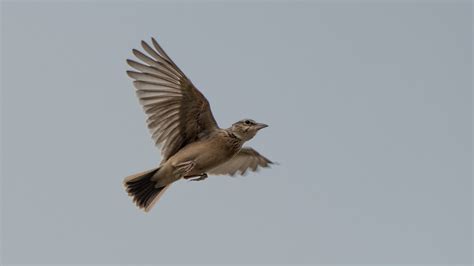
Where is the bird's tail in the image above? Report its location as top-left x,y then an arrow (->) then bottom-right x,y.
123,168 -> 170,212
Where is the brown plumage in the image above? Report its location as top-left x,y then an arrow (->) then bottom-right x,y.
123,38 -> 273,212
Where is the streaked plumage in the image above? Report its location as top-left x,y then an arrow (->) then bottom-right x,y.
123,38 -> 273,212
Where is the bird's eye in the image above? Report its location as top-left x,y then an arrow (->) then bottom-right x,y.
244,120 -> 251,125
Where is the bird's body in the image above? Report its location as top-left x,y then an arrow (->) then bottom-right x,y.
167,129 -> 243,175
152,129 -> 243,186
124,38 -> 273,212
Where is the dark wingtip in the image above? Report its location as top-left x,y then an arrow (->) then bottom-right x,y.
151,37 -> 159,46
132,48 -> 142,57
126,70 -> 135,78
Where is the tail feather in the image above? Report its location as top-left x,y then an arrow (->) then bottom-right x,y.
124,168 -> 169,212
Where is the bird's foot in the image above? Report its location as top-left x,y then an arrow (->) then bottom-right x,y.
186,173 -> 208,182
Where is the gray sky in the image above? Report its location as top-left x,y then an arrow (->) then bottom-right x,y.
1,1 -> 472,265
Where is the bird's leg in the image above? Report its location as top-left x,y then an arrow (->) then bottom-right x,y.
185,173 -> 208,182
174,161 -> 195,176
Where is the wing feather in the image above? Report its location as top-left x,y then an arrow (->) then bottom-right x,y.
127,71 -> 180,85
208,147 -> 273,176
132,49 -> 182,79
127,38 -> 219,159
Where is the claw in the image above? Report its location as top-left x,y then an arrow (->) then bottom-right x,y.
188,173 -> 208,182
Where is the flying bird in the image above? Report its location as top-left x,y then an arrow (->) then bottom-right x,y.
124,38 -> 273,212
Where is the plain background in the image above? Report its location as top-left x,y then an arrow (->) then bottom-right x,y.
1,1 -> 472,265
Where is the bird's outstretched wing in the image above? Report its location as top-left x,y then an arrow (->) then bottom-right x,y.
127,38 -> 219,160
208,147 -> 273,176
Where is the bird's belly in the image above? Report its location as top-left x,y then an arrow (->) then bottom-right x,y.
192,151 -> 233,173
168,140 -> 237,175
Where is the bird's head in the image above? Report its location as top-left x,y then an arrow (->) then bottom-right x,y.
230,119 -> 268,141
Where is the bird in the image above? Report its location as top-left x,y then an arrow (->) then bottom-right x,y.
123,37 -> 273,212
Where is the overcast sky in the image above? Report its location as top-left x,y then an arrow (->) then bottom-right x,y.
1,1 -> 472,265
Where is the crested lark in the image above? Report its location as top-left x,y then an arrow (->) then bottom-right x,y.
124,38 -> 273,212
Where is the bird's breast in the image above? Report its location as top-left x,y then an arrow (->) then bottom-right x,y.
193,139 -> 240,172
167,134 -> 242,174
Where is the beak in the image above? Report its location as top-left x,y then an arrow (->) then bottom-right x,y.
255,123 -> 268,130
